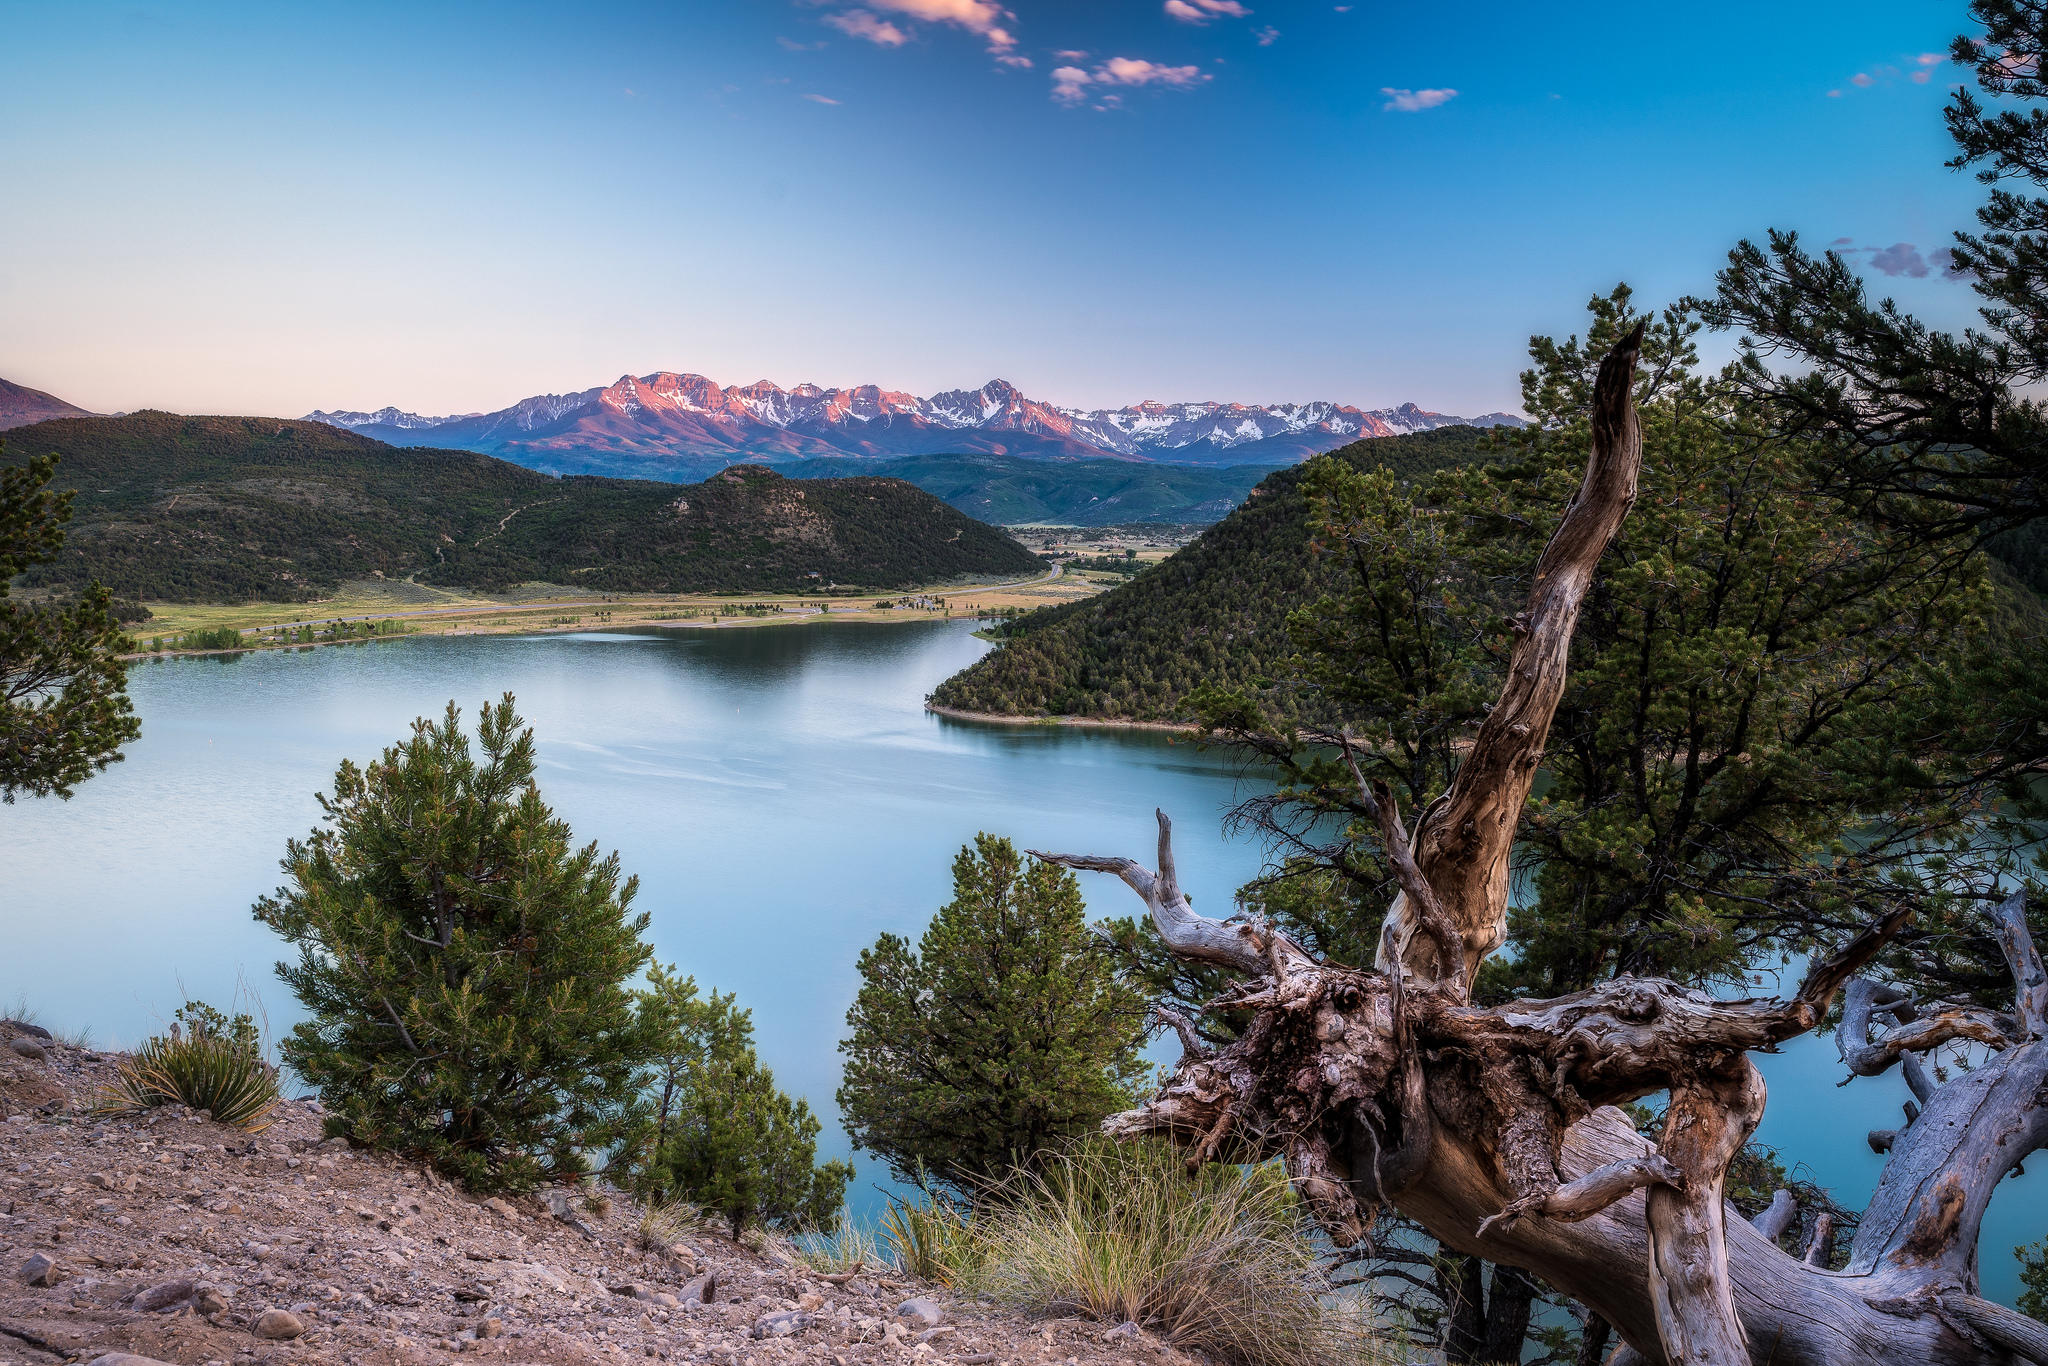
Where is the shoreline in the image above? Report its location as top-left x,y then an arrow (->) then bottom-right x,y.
924,702 -> 1203,735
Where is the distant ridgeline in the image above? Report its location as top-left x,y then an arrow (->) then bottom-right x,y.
4,413 -> 1042,603
929,426 -> 1493,721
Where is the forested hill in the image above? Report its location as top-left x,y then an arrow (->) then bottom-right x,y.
4,413 -> 1041,602
929,425 -> 1493,721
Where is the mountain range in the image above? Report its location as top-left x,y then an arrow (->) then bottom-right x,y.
306,372 -> 1523,476
0,378 -> 92,431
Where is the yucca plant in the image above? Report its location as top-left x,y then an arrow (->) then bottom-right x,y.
100,1029 -> 280,1130
958,1139 -> 1386,1366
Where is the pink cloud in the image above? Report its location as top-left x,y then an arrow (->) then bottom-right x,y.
1255,25 -> 1279,44
1164,0 -> 1249,21
1053,56 -> 1210,104
1055,48 -> 1088,60
1850,72 -> 1874,86
864,0 -> 1018,51
1381,86 -> 1457,112
825,10 -> 910,46
996,53 -> 1033,67
1051,65 -> 1092,102
803,92 -> 841,104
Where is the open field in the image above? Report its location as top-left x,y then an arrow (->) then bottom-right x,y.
125,563 -> 1105,656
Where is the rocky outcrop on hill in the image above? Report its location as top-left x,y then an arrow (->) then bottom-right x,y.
0,1020 -> 1188,1366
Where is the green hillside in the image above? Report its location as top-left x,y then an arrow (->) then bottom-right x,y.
775,453 -> 1275,526
928,426 -> 1492,720
4,413 -> 1041,603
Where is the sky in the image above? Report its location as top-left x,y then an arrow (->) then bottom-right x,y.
0,0 -> 1999,418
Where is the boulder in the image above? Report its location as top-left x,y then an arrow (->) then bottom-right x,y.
751,1310 -> 814,1339
253,1307 -> 307,1339
2,1020 -> 53,1041
7,1037 -> 48,1063
17,1251 -> 59,1286
896,1296 -> 944,1328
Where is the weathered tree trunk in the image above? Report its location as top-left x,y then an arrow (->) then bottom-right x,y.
1034,330 -> 2048,1366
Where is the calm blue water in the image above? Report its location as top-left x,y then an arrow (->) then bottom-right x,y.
2,621 -> 2033,1302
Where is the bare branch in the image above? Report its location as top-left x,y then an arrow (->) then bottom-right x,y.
1390,322 -> 1646,987
1032,810 -> 1301,976
1751,1189 -> 1800,1243
1476,1153 -> 1686,1237
1938,1294 -> 2048,1366
1991,891 -> 2047,1035
1340,731 -> 1466,997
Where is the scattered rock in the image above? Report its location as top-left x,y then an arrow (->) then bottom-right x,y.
751,1309 -> 814,1338
478,1317 -> 503,1338
1104,1320 -> 1141,1341
2,1019 -> 53,1041
129,1275 -> 201,1312
680,1270 -> 719,1305
7,1036 -> 48,1062
253,1307 -> 308,1339
17,1251 -> 60,1286
86,1355 -> 182,1366
896,1295 -> 944,1328
482,1195 -> 518,1219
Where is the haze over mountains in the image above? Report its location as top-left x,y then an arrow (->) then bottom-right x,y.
306,371 -> 1523,475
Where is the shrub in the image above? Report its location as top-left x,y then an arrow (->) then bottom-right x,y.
255,695 -> 653,1192
960,1140 -> 1385,1366
636,963 -> 851,1240
881,1191 -> 978,1284
796,1210 -> 887,1275
838,835 -> 1148,1193
100,1028 -> 280,1130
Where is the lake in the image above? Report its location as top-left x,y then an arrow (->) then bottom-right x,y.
3,620 -> 2034,1303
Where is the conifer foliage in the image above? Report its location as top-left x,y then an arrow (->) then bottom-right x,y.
256,695 -> 653,1192
837,835 -> 1149,1192
635,964 -> 850,1239
0,446 -> 137,801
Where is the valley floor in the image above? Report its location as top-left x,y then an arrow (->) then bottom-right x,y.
124,565 -> 1103,658
0,1020 -> 1201,1366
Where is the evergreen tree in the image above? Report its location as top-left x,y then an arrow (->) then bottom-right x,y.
838,834 -> 1149,1193
255,694 -> 653,1192
0,447 -> 138,801
638,968 -> 850,1239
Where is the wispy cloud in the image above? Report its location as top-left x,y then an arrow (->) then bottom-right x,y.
1164,0 -> 1249,20
1832,52 -> 1945,95
1254,25 -> 1279,44
1831,238 -> 1969,279
1054,48 -> 1088,60
825,10 -> 909,46
778,35 -> 827,51
804,92 -> 842,104
1381,87 -> 1457,112
1053,56 -> 1210,106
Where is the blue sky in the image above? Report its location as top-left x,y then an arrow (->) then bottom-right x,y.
0,0 -> 1994,417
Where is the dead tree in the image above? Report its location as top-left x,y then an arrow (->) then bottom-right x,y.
1034,326 -> 2048,1366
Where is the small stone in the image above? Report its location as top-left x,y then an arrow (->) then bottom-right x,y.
479,1318 -> 504,1339
196,1286 -> 231,1316
895,1296 -> 944,1328
253,1307 -> 307,1340
131,1276 -> 201,1312
680,1271 -> 718,1305
7,1037 -> 47,1062
1103,1321 -> 1141,1341
798,1292 -> 825,1312
87,1356 -> 183,1366
483,1195 -> 518,1219
18,1251 -> 59,1286
752,1310 -> 814,1339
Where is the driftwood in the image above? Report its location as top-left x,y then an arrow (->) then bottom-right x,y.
1032,328 -> 2048,1366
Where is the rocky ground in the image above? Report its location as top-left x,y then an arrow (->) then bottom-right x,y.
0,1021 -> 1188,1366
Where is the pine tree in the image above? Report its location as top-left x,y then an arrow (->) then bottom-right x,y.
0,447 -> 138,801
837,834 -> 1149,1192
638,968 -> 850,1239
255,694 -> 653,1192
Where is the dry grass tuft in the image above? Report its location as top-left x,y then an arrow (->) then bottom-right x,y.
958,1140 -> 1387,1366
